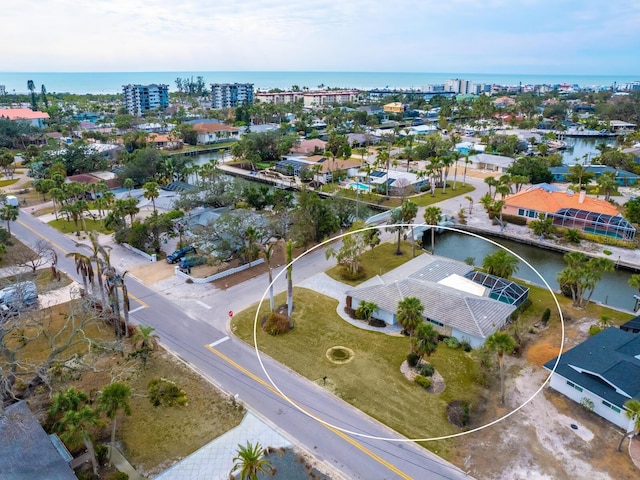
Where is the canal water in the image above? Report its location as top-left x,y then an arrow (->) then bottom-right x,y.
560,136 -> 617,165
433,231 -> 638,312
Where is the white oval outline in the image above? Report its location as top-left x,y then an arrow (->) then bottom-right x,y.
252,223 -> 565,442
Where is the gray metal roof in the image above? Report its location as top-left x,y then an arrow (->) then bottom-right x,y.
0,402 -> 76,480
408,259 -> 472,283
347,275 -> 515,339
544,328 -> 640,408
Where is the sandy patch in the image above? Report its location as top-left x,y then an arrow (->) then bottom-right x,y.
129,261 -> 176,285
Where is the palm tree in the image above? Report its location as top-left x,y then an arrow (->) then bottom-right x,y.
0,204 -> 18,235
484,176 -> 498,199
357,300 -> 378,322
231,441 -> 274,480
482,249 -> 519,279
462,154 -> 471,187
60,406 -> 101,476
143,181 -> 160,213
617,398 -> 640,452
123,177 -> 134,197
66,251 -> 94,295
628,274 -> 640,295
596,171 -> 617,201
262,242 -> 278,312
120,271 -> 131,337
98,382 -> 132,465
286,239 -> 294,327
485,331 -> 516,404
87,232 -> 110,308
48,386 -> 89,432
132,325 -> 159,365
465,195 -> 474,214
397,297 -> 424,348
423,206 -> 442,254
413,322 -> 439,360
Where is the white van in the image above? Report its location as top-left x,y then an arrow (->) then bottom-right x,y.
0,281 -> 38,316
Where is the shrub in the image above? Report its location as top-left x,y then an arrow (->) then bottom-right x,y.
603,249 -> 612,256
95,444 -> 108,465
419,363 -> 435,377
446,400 -> 471,428
407,352 -> 420,368
580,397 -> 595,412
460,339 -> 472,352
541,308 -> 551,325
414,375 -> 431,389
588,325 -> 603,336
444,337 -> 460,349
109,473 -> 130,480
148,377 -> 188,407
500,214 -> 528,226
262,312 -> 292,336
340,265 -> 366,281
368,318 -> 386,328
343,306 -> 356,318
564,228 -> 582,244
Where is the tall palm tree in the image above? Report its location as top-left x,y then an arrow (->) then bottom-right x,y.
423,206 -> 442,254
286,239 -> 294,327
484,176 -> 498,199
465,195 -> 474,214
628,274 -> 640,295
143,181 -> 160,213
123,177 -> 134,197
617,398 -> 640,451
48,387 -> 89,432
462,154 -> 471,187
98,382 -> 132,465
486,331 -> 516,404
132,325 -> 159,366
59,406 -> 101,476
231,441 -> 274,480
262,242 -> 278,312
87,232 -> 110,308
396,296 -> 424,349
482,250 -> 519,279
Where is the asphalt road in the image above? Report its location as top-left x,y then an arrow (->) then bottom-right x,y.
14,211 -> 473,480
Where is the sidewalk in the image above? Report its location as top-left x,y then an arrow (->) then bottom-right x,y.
108,445 -> 145,480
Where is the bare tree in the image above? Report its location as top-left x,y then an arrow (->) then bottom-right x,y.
14,239 -> 54,273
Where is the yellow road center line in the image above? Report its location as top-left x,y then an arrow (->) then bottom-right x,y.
205,344 -> 412,480
17,219 -> 148,307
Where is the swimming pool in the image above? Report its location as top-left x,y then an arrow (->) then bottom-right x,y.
348,182 -> 371,191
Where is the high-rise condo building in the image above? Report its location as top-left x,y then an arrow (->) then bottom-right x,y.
210,83 -> 254,109
122,84 -> 169,116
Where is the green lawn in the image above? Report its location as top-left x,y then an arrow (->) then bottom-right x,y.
48,217 -> 113,235
0,178 -> 19,188
231,288 -> 480,458
325,241 -> 422,286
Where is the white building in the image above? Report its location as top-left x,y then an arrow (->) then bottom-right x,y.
210,83 -> 254,109
122,84 -> 169,117
302,90 -> 359,107
444,79 -> 472,94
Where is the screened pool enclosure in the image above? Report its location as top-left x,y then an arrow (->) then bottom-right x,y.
547,208 -> 636,241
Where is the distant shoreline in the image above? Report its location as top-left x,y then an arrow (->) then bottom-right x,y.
0,71 -> 636,95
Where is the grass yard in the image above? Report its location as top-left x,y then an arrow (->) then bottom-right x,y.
325,241 -> 421,286
231,288 -> 481,459
48,217 -> 114,235
0,178 -> 19,188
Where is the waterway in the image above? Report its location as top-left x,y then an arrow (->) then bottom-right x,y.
432,231 -> 638,312
560,136 -> 617,165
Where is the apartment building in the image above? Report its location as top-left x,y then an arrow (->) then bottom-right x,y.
255,91 -> 304,104
122,84 -> 169,116
302,90 -> 359,107
444,79 -> 472,94
210,83 -> 254,109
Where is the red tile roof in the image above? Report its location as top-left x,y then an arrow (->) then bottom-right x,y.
505,188 -> 620,216
0,108 -> 50,120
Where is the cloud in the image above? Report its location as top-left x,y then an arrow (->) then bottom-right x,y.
1,0 -> 638,73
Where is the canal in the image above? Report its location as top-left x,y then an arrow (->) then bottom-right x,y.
560,136 -> 617,164
432,231 -> 638,312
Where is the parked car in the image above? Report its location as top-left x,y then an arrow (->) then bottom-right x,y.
166,246 -> 196,264
178,254 -> 207,270
0,281 -> 38,318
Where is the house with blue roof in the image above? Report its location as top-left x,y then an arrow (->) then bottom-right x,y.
543,328 -> 640,431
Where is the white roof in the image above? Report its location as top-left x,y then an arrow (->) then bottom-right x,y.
437,274 -> 488,297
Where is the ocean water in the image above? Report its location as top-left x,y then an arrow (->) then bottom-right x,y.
0,71 -> 637,95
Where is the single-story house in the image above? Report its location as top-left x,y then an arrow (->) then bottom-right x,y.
549,165 -> 640,186
347,133 -> 381,147
148,133 -> 183,150
192,123 -> 239,145
276,154 -> 361,183
365,169 -> 427,193
346,256 -> 528,347
0,108 -> 50,128
0,401 -> 76,479
467,153 -> 514,173
502,185 -> 636,240
620,316 -> 640,334
290,138 -> 326,155
383,102 -> 405,114
543,328 -> 640,431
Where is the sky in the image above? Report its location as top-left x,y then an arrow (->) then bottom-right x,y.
2,0 -> 640,74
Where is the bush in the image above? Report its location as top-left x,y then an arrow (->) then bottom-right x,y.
368,317 -> 386,328
407,352 -> 420,368
95,444 -> 108,465
603,249 -> 612,256
340,265 -> 366,281
588,325 -> 603,336
414,375 -> 431,389
343,306 -> 356,318
109,473 -> 129,480
444,337 -> 460,349
541,308 -> 551,325
500,214 -> 528,226
580,397 -> 595,412
460,340 -> 472,352
262,312 -> 292,335
419,363 -> 435,377
446,400 -> 471,428
148,377 -> 188,407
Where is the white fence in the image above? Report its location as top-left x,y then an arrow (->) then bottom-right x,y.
174,258 -> 265,284
122,243 -> 157,262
